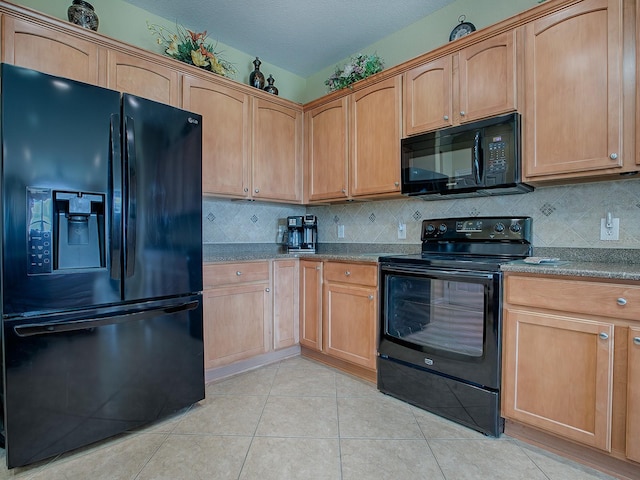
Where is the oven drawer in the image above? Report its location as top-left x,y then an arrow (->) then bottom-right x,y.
505,275 -> 640,321
324,262 -> 377,286
204,261 -> 270,288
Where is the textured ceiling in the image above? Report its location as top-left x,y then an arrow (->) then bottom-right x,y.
123,0 -> 455,77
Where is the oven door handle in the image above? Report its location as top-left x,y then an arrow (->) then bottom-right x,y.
380,264 -> 496,281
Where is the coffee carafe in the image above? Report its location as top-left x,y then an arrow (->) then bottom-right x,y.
286,215 -> 317,253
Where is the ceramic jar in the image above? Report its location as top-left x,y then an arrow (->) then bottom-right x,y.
67,1 -> 99,31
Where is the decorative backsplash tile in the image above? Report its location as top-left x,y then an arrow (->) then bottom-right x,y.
203,179 -> 640,249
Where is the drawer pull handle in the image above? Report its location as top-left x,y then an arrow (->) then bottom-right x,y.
345,271 -> 351,276
236,271 -> 242,276
634,337 -> 640,346
599,332 -> 609,340
617,298 -> 627,306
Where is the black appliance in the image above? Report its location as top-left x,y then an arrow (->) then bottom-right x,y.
378,216 -> 532,436
0,64 -> 205,468
401,113 -> 532,199
286,215 -> 317,253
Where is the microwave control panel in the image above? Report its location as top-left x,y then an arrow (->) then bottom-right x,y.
487,136 -> 508,173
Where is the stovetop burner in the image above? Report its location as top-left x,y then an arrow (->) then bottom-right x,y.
380,216 -> 532,270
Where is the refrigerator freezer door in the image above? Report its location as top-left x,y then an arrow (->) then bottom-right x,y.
2,294 -> 205,468
1,64 -> 122,316
122,94 -> 203,301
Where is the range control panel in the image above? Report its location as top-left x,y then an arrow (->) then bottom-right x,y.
421,216 -> 532,242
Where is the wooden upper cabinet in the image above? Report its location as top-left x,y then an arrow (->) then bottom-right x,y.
252,97 -> 303,202
523,0 -> 623,179
305,97 -> 349,202
404,30 -> 517,136
458,30 -> 517,124
404,56 -> 453,135
182,75 -> 250,197
2,15 -> 101,85
350,75 -> 402,197
107,50 -> 180,106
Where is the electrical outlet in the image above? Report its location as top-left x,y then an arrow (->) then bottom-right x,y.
337,224 -> 345,239
398,223 -> 406,239
600,217 -> 620,241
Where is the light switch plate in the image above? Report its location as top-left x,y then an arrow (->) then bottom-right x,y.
600,217 -> 619,241
398,223 -> 406,239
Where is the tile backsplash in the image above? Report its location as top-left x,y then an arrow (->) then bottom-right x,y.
203,178 -> 640,249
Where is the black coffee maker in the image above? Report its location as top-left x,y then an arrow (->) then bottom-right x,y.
286,215 -> 317,253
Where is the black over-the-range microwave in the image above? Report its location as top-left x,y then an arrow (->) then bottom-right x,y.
401,112 -> 533,199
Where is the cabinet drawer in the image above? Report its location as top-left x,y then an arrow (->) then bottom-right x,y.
505,275 -> 640,321
324,262 -> 377,287
204,261 -> 269,288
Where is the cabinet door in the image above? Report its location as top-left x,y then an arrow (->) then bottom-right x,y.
458,30 -> 517,124
183,75 -> 250,197
350,76 -> 402,197
403,56 -> 453,136
252,98 -> 303,202
203,283 -> 270,369
2,15 -> 101,85
273,259 -> 299,350
523,0 -> 622,178
107,50 -> 180,106
502,308 -> 614,451
305,97 -> 349,201
323,282 -> 377,369
626,326 -> 640,462
299,260 -> 323,351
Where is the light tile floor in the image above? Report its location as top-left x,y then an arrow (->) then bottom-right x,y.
0,356 -> 621,479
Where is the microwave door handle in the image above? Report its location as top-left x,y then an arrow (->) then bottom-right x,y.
473,131 -> 482,185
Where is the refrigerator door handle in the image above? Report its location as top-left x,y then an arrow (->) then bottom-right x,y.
110,113 -> 123,280
13,300 -> 200,337
124,115 -> 137,278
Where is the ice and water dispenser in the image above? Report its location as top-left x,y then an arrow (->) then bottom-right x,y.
27,187 -> 106,274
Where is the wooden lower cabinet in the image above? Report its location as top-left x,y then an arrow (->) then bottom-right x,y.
502,272 -> 640,477
502,308 -> 614,450
299,260 -> 323,351
272,259 -> 299,350
627,326 -> 640,463
202,261 -> 271,369
299,261 -> 378,379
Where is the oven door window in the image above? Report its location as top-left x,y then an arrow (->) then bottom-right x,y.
385,274 -> 486,357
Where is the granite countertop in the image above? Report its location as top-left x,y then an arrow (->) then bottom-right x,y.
203,244 -> 640,282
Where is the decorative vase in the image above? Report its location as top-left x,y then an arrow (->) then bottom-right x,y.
263,75 -> 279,96
249,57 -> 265,89
67,0 -> 99,31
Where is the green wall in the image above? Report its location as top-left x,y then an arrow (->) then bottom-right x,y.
12,0 -> 540,103
304,0 -> 540,102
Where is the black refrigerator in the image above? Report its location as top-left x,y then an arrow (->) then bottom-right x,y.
0,64 -> 205,468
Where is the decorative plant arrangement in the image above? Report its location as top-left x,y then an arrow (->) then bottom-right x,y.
148,22 -> 236,78
325,53 -> 384,92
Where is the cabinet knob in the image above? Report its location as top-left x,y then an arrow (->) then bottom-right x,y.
617,297 -> 627,306
609,153 -> 618,160
345,271 -> 351,276
460,111 -> 466,116
443,115 -> 449,121
316,266 -> 321,270
244,187 -> 249,192
633,337 -> 640,346
341,188 -> 347,194
599,332 -> 609,340
394,181 -> 399,187
265,288 -> 270,292
368,295 -> 374,300
236,271 -> 242,276
254,188 -> 260,193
